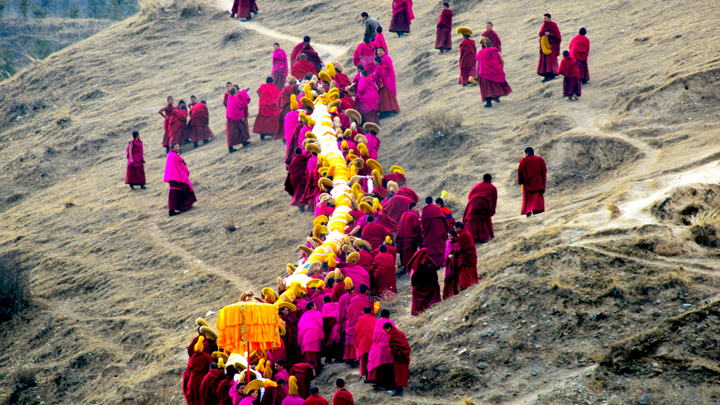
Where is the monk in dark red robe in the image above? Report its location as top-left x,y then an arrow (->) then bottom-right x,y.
481,22 -> 501,52
435,3 -> 452,53
569,28 -> 590,84
420,197 -> 450,267
361,215 -> 391,250
285,121 -> 305,167
290,362 -> 315,399
559,50 -> 582,99
253,78 -> 282,139
297,44 -> 323,74
355,307 -> 377,379
332,62 -> 352,91
275,78 -> 298,140
216,366 -> 238,405
199,363 -> 225,405
384,323 -> 411,397
396,186 -> 418,202
291,53 -> 317,81
462,173 -> 497,243
169,101 -> 188,146
232,0 -> 252,20
371,245 -> 397,295
443,230 -> 460,299
537,13 -> 561,82
183,338 -> 213,405
125,131 -> 145,189
187,101 -> 214,147
408,247 -> 441,316
158,96 -> 174,152
454,222 -> 478,289
280,306 -> 301,369
458,34 -> 477,85
290,37 -> 311,64
518,147 -> 547,216
382,194 -> 413,222
285,149 -> 311,209
332,379 -> 355,405
396,202 -> 421,268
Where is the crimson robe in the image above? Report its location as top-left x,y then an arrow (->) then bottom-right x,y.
291,60 -> 317,81
335,72 -> 352,91
125,139 -> 145,186
290,42 -> 305,65
408,248 -> 441,315
420,204 -> 450,267
344,294 -> 373,359
361,221 -> 390,250
353,42 -> 377,75
199,368 -> 225,405
183,351 -> 212,405
160,104 -> 173,146
569,34 -> 590,82
304,394 -> 329,405
387,328 -> 411,387
331,282 -> 346,302
396,186 -> 418,202
456,229 -> 478,289
285,122 -> 304,166
216,373 -> 236,405
297,46 -> 323,74
355,313 -> 377,377
290,363 -> 314,399
275,84 -> 297,140
382,195 -> 412,222
462,181 -> 497,242
357,249 -> 374,274
389,0 -> 414,34
187,103 -> 214,142
254,83 -> 281,135
169,107 -> 188,145
281,313 -> 301,368
371,252 -> 397,295
518,154 -> 547,215
435,9 -> 453,50
481,29 -> 502,52
459,38 -> 477,85
332,388 -> 354,405
396,210 -> 421,267
559,56 -> 582,97
285,153 -> 311,207
537,20 -> 561,76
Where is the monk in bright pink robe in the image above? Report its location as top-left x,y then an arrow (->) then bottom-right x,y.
518,148 -> 547,216
272,45 -> 289,90
187,102 -> 214,144
371,246 -> 397,295
298,306 -> 324,372
125,135 -> 145,187
353,38 -> 376,75
435,5 -> 453,52
164,148 -> 196,214
354,74 -> 379,124
420,200 -> 450,267
559,52 -> 582,98
569,29 -> 590,83
408,247 -> 441,315
389,0 -> 414,35
355,309 -> 377,378
462,176 -> 497,243
373,30 -> 388,54
477,43 -> 512,107
537,15 -> 561,81
226,89 -> 251,150
367,316 -> 395,388
337,263 -> 370,292
253,81 -> 281,137
458,35 -> 476,85
373,52 -> 400,116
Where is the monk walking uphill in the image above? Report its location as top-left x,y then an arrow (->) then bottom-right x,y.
518,147 -> 547,217
457,27 -> 476,86
125,131 -> 145,190
569,28 -> 590,84
462,173 -> 497,243
559,50 -> 582,100
537,13 -> 561,82
164,143 -> 196,216
474,38 -> 512,108
225,86 -> 251,153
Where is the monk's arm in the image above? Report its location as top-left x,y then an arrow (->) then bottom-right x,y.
128,142 -> 134,164
349,226 -> 361,236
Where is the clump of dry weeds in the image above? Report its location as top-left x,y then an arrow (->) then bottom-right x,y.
606,203 -> 621,219
223,214 -> 237,232
62,198 -> 75,208
421,109 -> 462,138
55,105 -> 70,125
689,208 -> 720,247
0,252 -> 29,321
659,267 -> 689,289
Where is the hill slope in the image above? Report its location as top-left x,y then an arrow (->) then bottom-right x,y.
1,0 -> 720,404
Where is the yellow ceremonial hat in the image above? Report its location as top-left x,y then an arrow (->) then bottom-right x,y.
359,201 -> 373,215
305,143 -> 321,155
345,109 -> 361,123
245,379 -> 264,394
300,96 -> 314,109
363,122 -> 381,134
456,26 -> 473,36
372,169 -> 382,187
307,279 -> 325,289
318,71 -> 331,83
387,181 -> 399,192
199,326 -> 218,340
319,177 -> 334,191
354,133 -> 367,145
344,277 -> 354,291
389,165 -> 405,175
357,143 -> 369,157
289,376 -> 299,395
276,301 -> 297,311
298,245 -> 313,255
290,94 -> 299,111
353,239 -> 371,251
313,215 -> 329,226
196,318 -> 209,327
305,131 -> 317,140
366,159 -> 383,175
326,62 -> 337,78
262,287 -> 277,303
347,252 -> 360,263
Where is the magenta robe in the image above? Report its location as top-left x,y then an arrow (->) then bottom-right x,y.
354,77 -> 379,116
298,309 -> 324,354
367,318 -> 395,372
353,42 -> 376,75
272,48 -> 289,90
396,210 -> 421,267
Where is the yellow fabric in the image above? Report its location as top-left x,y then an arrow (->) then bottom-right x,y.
216,302 -> 282,354
541,36 -> 552,55
194,336 -> 205,353
289,376 -> 299,395
290,94 -> 298,111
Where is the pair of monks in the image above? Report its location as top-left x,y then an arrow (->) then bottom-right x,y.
159,95 -> 215,152
455,25 -> 512,108
537,14 -> 591,85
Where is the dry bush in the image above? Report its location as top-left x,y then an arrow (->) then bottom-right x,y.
605,203 -> 621,219
62,198 -> 75,208
55,104 -> 70,125
690,208 -> 720,247
223,214 -> 237,232
548,274 -> 574,298
0,252 -> 29,322
11,364 -> 37,388
659,267 -> 689,289
607,275 -> 625,298
421,109 -> 462,138
460,396 -> 476,405
441,191 -> 461,212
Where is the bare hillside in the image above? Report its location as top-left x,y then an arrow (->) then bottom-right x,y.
1,0 -> 720,403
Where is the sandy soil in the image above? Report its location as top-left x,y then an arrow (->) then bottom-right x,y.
1,0 -> 720,403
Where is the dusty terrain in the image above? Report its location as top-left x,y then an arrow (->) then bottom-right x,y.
1,0 -> 720,403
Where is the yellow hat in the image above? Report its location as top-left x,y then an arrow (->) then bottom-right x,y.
262,287 -> 277,303
341,140 -> 349,150
333,268 -> 344,281
328,99 -> 341,109
313,215 -> 329,226
374,301 -> 381,314
541,35 -> 552,55
319,177 -> 334,191
385,235 -> 393,244
372,169 -> 382,187
327,256 -> 337,268
286,263 -> 297,276
196,318 -> 209,328
318,71 -> 331,83
351,157 -> 364,169
300,96 -> 314,109
327,62 -> 337,78
289,376 -> 299,395
456,26 -> 473,36
347,252 -> 360,263
344,277 -> 354,291
363,122 -> 381,134
357,143 -> 369,157
305,143 -> 321,155
307,261 -> 322,275
276,301 -> 297,312
366,159 -> 383,175
307,279 -> 325,289
279,323 -> 287,336
320,225 -> 329,234
309,236 -> 323,248
318,167 -> 329,177
387,181 -> 398,192
277,276 -> 286,292
193,336 -> 205,353
264,379 -> 278,388
305,131 -> 317,140
359,201 -> 373,215
199,326 -> 218,340
217,358 -> 226,369
351,182 -> 364,202
372,197 -> 382,211
354,239 -> 371,251
212,351 -> 229,362
348,175 -> 360,186
245,379 -> 265,395
290,94 -> 299,111
298,245 -> 313,256
354,134 -> 368,144
345,109 -> 361,123
303,83 -> 313,99
389,165 -> 405,175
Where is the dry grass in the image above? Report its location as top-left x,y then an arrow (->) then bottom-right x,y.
55,104 -> 69,125
606,203 -> 621,219
460,396 -> 477,405
548,274 -> 574,298
421,109 -> 463,138
0,252 -> 28,321
223,213 -> 237,232
660,267 -> 690,289
62,197 -> 75,208
11,364 -> 37,388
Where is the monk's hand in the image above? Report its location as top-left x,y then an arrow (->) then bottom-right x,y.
544,31 -> 550,36
449,254 -> 454,259
130,159 -> 134,165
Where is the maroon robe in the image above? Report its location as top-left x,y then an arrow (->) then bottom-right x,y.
199,368 -> 225,405
285,122 -> 304,166
537,20 -> 561,77
389,0 -> 413,34
382,172 -> 405,187
481,29 -> 502,52
435,9 -> 453,50
159,104 -> 173,147
275,84 -> 297,140
169,107 -> 188,145
458,38 -> 477,85
301,168 -> 321,210
331,282 -> 346,302
355,313 -> 377,378
361,221 -> 391,250
291,60 -> 317,81
290,42 -> 305,64
254,83 -> 282,135
387,328 -> 411,387
396,210 -> 421,267
290,362 -> 314,399
332,388 -> 354,405
183,351 -> 212,405
462,181 -> 497,242
187,103 -> 215,143
216,372 -> 237,405
285,153 -> 311,207
420,203 -> 450,267
125,139 -> 145,186
298,46 -> 323,74
559,56 -> 582,97
518,154 -> 547,215
371,252 -> 397,295
304,394 -> 329,405
281,313 -> 301,368
569,34 -> 590,82
357,249 -> 374,274
344,293 -> 373,360
395,186 -> 418,202
382,195 -> 412,222
456,229 -> 478,289
408,248 -> 441,315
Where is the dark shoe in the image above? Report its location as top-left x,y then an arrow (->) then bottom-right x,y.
169,210 -> 178,217
581,79 -> 588,85
184,139 -> 191,145
230,12 -> 235,17
242,141 -> 251,147
239,18 -> 248,22
140,185 -> 146,189
541,75 -> 556,83
165,146 -> 170,153
252,9 -> 258,14
129,185 -> 135,190
229,147 -> 237,153
203,139 -> 209,144
484,100 -> 492,108
193,141 -> 199,148
260,134 -> 265,140
299,206 -> 305,213
391,390 -> 404,397
493,97 -> 501,103
526,212 -> 533,217
532,210 -> 543,215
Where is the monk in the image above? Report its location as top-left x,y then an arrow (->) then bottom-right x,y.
361,215 -> 391,250
298,44 -> 323,74
452,222 -> 478,289
462,174 -> 497,243
285,148 -> 311,210
279,305 -> 301,369
367,309 -> 395,390
217,365 -> 239,405
298,302 -> 324,374
282,376 -> 304,405
275,77 -> 298,141
232,0 -> 253,21
537,13 -> 561,82
396,186 -> 418,202
344,285 -> 374,365
374,27 -> 388,55
226,87 -> 251,153
169,100 -> 188,146
420,196 -> 450,268
290,361 -> 315,399
476,38 -> 512,108
373,49 -> 400,118
321,296 -> 341,363
158,96 -> 174,153
353,35 -> 377,75
371,245 -> 397,295
291,36 -> 311,63
436,198 -> 454,229
481,22 -> 501,52
458,32 -> 477,86
389,0 -> 414,37
569,28 -> 590,84
382,193 -> 412,222
272,43 -> 289,90
291,53 -> 317,81
332,379 -> 354,405
443,230 -> 460,299
254,77 -> 282,139
125,131 -> 146,190
354,70 -> 379,124
199,362 -> 225,405
355,306 -> 377,380
384,323 -> 410,397
435,3 -> 453,53
183,337 -> 213,405
518,147 -> 547,216
187,101 -> 214,147
396,202 -> 421,268
164,143 -> 196,217
304,387 -> 328,405
559,50 -> 582,100
336,280 -> 354,365
408,247 -> 441,315
331,62 -> 352,91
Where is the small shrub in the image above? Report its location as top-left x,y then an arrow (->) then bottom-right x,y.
12,364 -> 36,388
63,198 -> 75,208
224,29 -> 245,43
460,396 -> 476,405
605,203 -> 621,219
660,267 -> 689,289
421,109 -> 462,138
0,252 -> 28,321
56,105 -> 70,125
223,214 -> 237,232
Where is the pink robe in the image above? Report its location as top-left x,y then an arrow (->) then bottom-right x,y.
373,33 -> 388,54
367,318 -> 395,372
298,309 -> 324,354
164,151 -> 192,190
354,77 -> 379,116
353,42 -> 377,75
272,48 -> 289,90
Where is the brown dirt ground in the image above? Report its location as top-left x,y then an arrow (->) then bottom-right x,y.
1,0 -> 720,403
